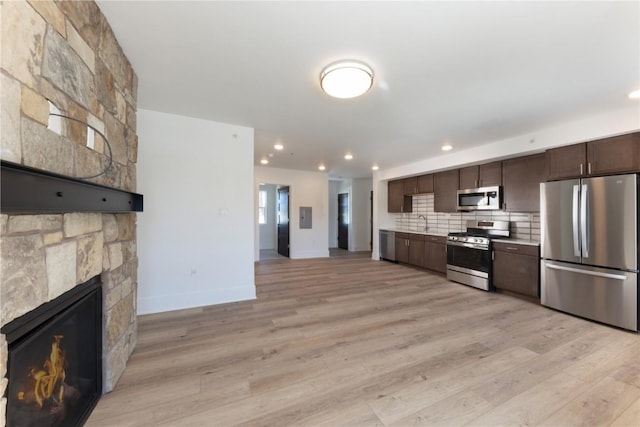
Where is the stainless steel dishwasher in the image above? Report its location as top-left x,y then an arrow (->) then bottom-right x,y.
379,230 -> 396,261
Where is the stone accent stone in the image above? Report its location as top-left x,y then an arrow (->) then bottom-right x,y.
96,58 -> 116,114
1,73 -> 22,163
22,117 -> 75,176
76,144 -> 104,180
66,19 -> 95,73
43,231 -> 64,246
106,291 -> 134,348
65,101 -> 89,147
104,283 -> 122,310
27,1 -> 66,37
103,249 -> 111,271
0,216 -> 7,234
116,213 -> 136,241
98,22 -> 132,91
7,215 -> 62,233
126,104 -> 136,132
104,334 -> 127,392
46,241 -> 77,299
125,127 -> 138,163
104,112 -> 128,165
102,214 -> 119,242
0,0 -> 46,88
77,232 -> 103,283
55,0 -> 103,51
63,213 -> 102,237
42,26 -> 94,109
108,242 -> 124,270
21,84 -> 50,125
121,277 -> 133,297
115,90 -> 126,123
0,235 -> 47,325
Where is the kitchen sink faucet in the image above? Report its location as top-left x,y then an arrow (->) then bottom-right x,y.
418,215 -> 428,231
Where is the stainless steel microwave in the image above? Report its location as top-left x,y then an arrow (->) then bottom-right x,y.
457,186 -> 502,211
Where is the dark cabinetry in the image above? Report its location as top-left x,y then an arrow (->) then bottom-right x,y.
502,153 -> 546,212
459,161 -> 502,189
492,242 -> 540,298
395,233 -> 424,267
424,235 -> 447,273
434,169 -> 459,212
388,179 -> 412,213
546,132 -> 639,181
403,174 -> 434,195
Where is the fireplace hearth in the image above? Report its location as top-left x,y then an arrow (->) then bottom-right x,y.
1,277 -> 102,427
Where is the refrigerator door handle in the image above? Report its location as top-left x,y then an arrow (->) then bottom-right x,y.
581,184 -> 589,258
572,184 -> 581,257
545,263 -> 628,281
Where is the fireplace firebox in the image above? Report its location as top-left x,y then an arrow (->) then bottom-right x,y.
1,277 -> 102,427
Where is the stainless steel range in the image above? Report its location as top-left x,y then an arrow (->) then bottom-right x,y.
446,220 -> 510,291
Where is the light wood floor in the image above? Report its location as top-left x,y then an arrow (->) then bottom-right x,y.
87,254 -> 639,426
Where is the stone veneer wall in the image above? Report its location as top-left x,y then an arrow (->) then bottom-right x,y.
396,194 -> 541,241
0,1 -> 138,423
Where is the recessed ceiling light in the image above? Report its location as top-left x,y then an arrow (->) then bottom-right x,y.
318,164 -> 326,171
320,60 -> 373,99
274,143 -> 284,150
344,153 -> 353,160
441,144 -> 453,151
260,159 -> 268,165
372,165 -> 379,171
629,89 -> 640,99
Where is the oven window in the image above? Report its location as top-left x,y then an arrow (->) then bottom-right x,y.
447,244 -> 490,273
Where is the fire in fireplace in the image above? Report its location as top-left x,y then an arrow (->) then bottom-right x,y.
2,277 -> 102,427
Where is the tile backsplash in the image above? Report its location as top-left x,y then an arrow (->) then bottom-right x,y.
395,194 -> 540,241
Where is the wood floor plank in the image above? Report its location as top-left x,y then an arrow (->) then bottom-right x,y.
86,253 -> 640,427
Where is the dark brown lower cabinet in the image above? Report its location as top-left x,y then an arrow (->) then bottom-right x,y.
395,233 -> 409,264
408,235 -> 425,268
492,242 -> 540,298
424,235 -> 447,273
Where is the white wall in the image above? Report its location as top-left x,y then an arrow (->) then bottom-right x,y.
258,184 -> 277,250
254,167 -> 330,260
137,109 -> 256,314
352,178 -> 373,252
371,105 -> 640,260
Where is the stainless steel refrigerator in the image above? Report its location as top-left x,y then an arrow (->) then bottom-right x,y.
540,174 -> 638,331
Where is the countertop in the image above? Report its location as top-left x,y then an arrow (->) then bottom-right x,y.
381,229 -> 540,246
380,228 -> 449,237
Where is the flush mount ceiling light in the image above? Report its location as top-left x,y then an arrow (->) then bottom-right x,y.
320,60 -> 373,99
372,165 -> 379,171
260,159 -> 269,165
629,89 -> 640,99
318,164 -> 326,171
441,144 -> 453,152
344,153 -> 354,160
274,143 -> 284,150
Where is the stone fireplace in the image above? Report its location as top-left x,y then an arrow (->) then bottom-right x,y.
1,1 -> 139,425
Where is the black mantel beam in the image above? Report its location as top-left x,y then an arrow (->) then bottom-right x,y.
1,160 -> 143,214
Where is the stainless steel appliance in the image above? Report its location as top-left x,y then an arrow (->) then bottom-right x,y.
540,174 -> 638,331
379,230 -> 396,261
457,186 -> 502,211
447,220 -> 510,291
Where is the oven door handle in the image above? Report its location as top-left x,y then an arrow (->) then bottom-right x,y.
446,241 -> 489,250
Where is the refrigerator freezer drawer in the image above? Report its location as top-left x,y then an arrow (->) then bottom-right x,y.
541,260 -> 638,331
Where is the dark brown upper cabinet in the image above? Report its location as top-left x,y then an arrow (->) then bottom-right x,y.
459,161 -> 502,189
388,179 -> 412,213
434,169 -> 459,212
546,132 -> 639,181
502,153 -> 546,212
417,174 -> 434,193
403,177 -> 418,195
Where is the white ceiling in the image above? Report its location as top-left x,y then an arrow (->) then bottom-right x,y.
96,1 -> 639,179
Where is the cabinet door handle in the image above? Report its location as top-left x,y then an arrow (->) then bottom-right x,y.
588,162 -> 592,175
580,163 -> 583,175
492,251 -> 495,261
506,247 -> 519,251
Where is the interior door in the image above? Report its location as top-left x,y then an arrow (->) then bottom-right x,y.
338,193 -> 349,250
277,186 -> 290,257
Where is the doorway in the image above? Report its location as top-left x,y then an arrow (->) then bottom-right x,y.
277,186 -> 290,257
338,193 -> 349,250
